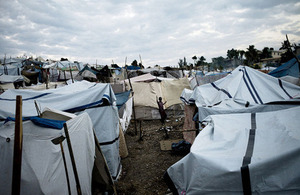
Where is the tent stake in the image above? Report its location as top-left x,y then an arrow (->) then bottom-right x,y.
11,95 -> 23,195
63,123 -> 82,195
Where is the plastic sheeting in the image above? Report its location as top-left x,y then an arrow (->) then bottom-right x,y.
0,80 -> 115,118
269,55 -> 300,78
0,112 -> 95,195
166,107 -> 300,194
189,66 -> 300,107
0,81 -> 121,180
130,78 -> 190,109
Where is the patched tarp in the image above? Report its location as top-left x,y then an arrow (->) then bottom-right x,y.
166,107 -> 300,194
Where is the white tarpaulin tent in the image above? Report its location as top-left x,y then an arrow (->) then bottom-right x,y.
0,112 -> 95,194
166,106 -> 300,194
0,81 -> 121,180
181,66 -> 300,122
128,78 -> 190,119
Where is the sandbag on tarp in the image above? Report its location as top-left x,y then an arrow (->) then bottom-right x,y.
166,107 -> 300,194
0,112 -> 95,195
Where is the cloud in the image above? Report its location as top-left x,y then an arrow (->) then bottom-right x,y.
0,0 -> 299,66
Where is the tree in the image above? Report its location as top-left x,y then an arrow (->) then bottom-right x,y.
260,47 -> 272,59
131,60 -> 138,66
227,48 -> 239,67
245,45 -> 259,66
183,57 -> 187,68
239,50 -> 245,60
178,59 -> 184,68
192,55 -> 197,66
196,56 -> 206,72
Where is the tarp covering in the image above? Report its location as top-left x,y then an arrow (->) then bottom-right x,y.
269,55 -> 300,78
189,66 -> 300,107
0,81 -> 121,180
0,65 -> 21,76
166,107 -> 300,194
183,66 -> 300,122
0,75 -> 24,83
115,90 -> 131,109
0,112 -> 95,195
130,78 -> 190,109
0,80 -> 115,118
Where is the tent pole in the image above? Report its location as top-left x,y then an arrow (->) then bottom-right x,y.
11,95 -> 23,195
126,68 -> 138,135
63,123 -> 82,195
63,70 -> 67,84
69,65 -> 74,83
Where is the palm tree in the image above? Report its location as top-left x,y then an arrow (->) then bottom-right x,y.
245,45 -> 258,66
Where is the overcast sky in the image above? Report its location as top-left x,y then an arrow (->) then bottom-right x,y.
1,0 -> 300,67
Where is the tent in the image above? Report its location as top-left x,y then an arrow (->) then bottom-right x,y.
127,77 -> 190,119
184,65 -> 300,122
269,55 -> 300,78
165,106 -> 300,194
0,112 -> 95,194
0,65 -> 21,76
0,80 -> 121,180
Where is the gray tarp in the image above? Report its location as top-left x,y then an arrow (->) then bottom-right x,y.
0,81 -> 121,180
166,106 -> 300,194
0,113 -> 95,194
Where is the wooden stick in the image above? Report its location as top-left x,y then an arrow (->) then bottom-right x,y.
125,61 -> 138,135
63,123 -> 82,195
69,65 -> 74,83
12,95 -> 23,195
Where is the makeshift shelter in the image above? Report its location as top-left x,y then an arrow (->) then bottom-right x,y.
0,75 -> 24,90
0,81 -> 121,180
184,65 -> 300,122
0,64 -> 21,76
269,55 -> 300,78
165,106 -> 300,194
0,112 -> 96,194
43,61 -> 80,82
127,77 -> 190,119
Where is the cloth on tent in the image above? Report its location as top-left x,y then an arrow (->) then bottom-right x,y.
166,106 -> 300,194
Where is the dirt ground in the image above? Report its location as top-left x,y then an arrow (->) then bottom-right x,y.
115,117 -> 188,195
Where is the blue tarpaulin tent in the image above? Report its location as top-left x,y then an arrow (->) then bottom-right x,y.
269,55 -> 300,78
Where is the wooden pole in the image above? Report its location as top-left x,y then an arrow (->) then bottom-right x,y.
63,123 -> 82,195
125,57 -> 138,135
69,65 -> 74,83
125,67 -> 138,135
12,95 -> 23,195
63,70 -> 67,84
